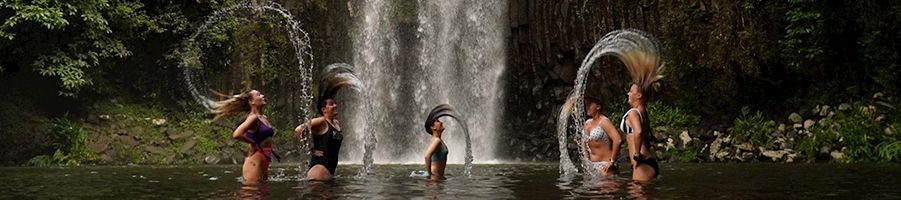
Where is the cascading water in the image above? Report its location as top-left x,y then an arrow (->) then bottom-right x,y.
346,0 -> 507,171
556,29 -> 663,177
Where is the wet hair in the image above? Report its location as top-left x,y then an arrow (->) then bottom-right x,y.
622,49 -> 663,102
584,96 -> 605,112
429,119 -> 443,135
211,90 -> 253,121
316,97 -> 334,115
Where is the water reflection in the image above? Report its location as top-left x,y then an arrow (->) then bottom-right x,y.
236,181 -> 269,199
627,181 -> 649,200
4,164 -> 901,199
423,179 -> 443,200
293,180 -> 335,199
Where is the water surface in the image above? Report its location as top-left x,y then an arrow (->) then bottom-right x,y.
2,163 -> 899,199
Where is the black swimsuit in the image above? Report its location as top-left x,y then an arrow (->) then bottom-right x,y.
620,109 -> 660,177
309,121 -> 343,175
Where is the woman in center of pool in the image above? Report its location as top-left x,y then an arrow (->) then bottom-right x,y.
581,96 -> 623,177
423,119 -> 448,180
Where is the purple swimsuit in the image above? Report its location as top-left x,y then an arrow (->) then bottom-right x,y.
244,119 -> 280,162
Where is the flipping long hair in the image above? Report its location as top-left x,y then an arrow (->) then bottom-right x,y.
211,90 -> 253,121
316,63 -> 364,115
621,49 -> 664,102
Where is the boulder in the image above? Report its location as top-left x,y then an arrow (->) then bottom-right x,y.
709,137 -> 723,160
181,140 -> 197,154
738,152 -> 755,162
204,155 -> 220,164
819,105 -> 831,117
830,150 -> 844,160
803,120 -> 816,129
838,103 -> 851,111
679,131 -> 691,147
785,152 -> 799,163
117,135 -> 140,146
88,141 -> 109,153
789,113 -> 802,123
152,118 -> 167,126
145,145 -> 167,154
735,143 -> 754,151
665,138 -> 675,151
168,130 -> 195,140
761,149 -> 787,161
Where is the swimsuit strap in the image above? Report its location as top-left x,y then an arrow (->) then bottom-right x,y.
619,109 -> 643,134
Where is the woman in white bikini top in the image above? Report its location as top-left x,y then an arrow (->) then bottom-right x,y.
581,97 -> 623,177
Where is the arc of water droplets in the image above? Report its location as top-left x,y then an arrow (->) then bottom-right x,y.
426,104 -> 474,177
557,29 -> 662,177
178,1 -> 316,173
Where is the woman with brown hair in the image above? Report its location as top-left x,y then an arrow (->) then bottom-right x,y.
212,89 -> 280,184
581,96 -> 623,177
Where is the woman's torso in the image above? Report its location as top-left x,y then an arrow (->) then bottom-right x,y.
246,116 -> 275,151
430,141 -> 449,163
585,118 -> 615,162
620,109 -> 654,158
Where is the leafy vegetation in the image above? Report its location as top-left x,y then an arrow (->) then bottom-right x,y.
732,107 -> 777,148
27,117 -> 99,166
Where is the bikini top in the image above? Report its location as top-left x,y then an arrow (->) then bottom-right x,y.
244,117 -> 280,161
586,118 -> 609,142
619,109 -> 643,134
244,119 -> 274,144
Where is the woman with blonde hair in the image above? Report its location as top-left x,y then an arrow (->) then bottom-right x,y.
212,89 -> 280,184
619,48 -> 663,182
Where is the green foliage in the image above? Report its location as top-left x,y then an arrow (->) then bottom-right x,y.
802,101 -> 899,162
877,140 -> 901,162
27,117 -> 98,166
781,0 -> 826,70
648,102 -> 701,135
0,0 -> 143,96
732,107 -> 777,148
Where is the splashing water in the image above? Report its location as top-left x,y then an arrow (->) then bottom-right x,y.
556,29 -> 663,177
425,104 -> 474,176
178,1 -> 316,172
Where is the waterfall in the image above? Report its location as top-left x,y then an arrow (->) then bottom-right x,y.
344,0 -> 507,165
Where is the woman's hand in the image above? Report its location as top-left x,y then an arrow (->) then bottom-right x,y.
602,160 -> 616,175
312,150 -> 324,157
294,123 -> 306,138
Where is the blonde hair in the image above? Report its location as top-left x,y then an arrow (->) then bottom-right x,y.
211,90 -> 253,121
621,49 -> 664,101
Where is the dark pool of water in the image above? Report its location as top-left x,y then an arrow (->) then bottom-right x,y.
1,163 -> 899,199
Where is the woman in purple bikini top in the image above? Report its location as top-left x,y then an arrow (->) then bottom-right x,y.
244,119 -> 280,162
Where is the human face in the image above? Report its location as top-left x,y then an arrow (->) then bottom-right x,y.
627,84 -> 641,106
322,99 -> 338,118
249,90 -> 266,108
431,120 -> 445,136
586,100 -> 601,117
